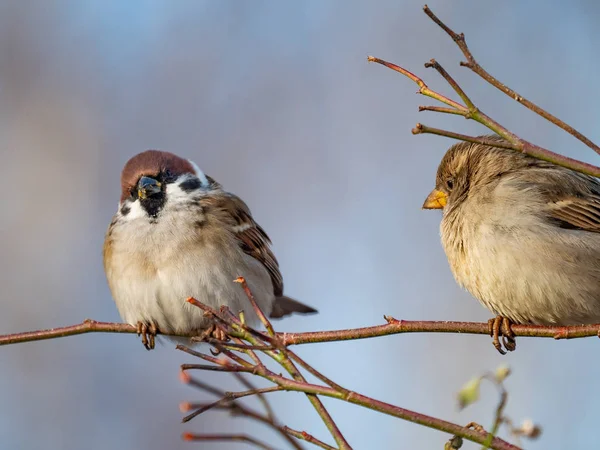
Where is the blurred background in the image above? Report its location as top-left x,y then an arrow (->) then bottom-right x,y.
1,1 -> 599,449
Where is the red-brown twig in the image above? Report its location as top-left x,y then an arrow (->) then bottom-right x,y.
233,373 -> 277,423
412,125 -> 516,149
232,277 -> 352,450
180,386 -> 283,423
2,314 -> 534,447
2,318 -> 600,347
368,5 -> 600,177
235,277 -> 276,337
182,432 -> 275,449
177,289 -> 521,450
422,4 -> 600,156
368,55 -> 600,177
179,372 -> 303,450
283,427 -> 336,450
180,347 -> 519,450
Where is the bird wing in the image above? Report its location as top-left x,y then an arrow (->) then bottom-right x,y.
547,196 -> 600,232
199,192 -> 284,296
518,167 -> 600,233
199,188 -> 317,318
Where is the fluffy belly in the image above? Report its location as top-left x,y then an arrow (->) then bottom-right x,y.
449,235 -> 600,325
107,249 -> 275,334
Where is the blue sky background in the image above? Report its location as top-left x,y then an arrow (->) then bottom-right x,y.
1,1 -> 600,449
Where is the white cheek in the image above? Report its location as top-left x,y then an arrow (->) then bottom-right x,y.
188,159 -> 209,187
166,182 -> 190,201
124,200 -> 147,220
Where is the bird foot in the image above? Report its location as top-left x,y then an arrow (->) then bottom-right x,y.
136,321 -> 158,350
210,325 -> 229,342
488,316 -> 516,355
192,324 -> 230,356
195,324 -> 230,343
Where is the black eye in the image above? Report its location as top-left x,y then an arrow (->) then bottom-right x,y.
446,178 -> 454,190
162,169 -> 176,184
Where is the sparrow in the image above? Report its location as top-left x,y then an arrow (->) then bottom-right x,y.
423,136 -> 600,353
103,150 -> 317,349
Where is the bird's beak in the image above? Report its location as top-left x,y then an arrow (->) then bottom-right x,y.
137,176 -> 162,199
422,189 -> 447,209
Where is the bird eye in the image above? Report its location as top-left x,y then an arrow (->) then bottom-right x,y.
162,169 -> 176,184
446,178 -> 454,190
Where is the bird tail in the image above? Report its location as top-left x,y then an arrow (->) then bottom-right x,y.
269,296 -> 318,319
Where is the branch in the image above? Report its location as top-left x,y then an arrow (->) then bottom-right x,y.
2,318 -> 600,347
0,301 -> 536,447
368,54 -> 600,177
422,4 -> 600,156
279,317 -> 600,346
179,371 -> 304,450
412,125 -> 516,149
177,295 -> 521,450
180,385 -> 283,423
283,427 -> 336,450
180,345 -> 519,450
0,319 -> 138,345
233,277 -> 352,450
182,433 -> 275,450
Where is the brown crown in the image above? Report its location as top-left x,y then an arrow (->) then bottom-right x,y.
120,150 -> 194,202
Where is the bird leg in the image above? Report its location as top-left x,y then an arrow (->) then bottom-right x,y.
136,321 -> 158,350
500,317 -> 516,352
488,316 -> 516,354
195,324 -> 230,344
210,325 -> 229,342
192,324 -> 230,356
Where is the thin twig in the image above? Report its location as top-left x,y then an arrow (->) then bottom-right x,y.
286,348 -> 347,392
181,386 -> 283,423
480,374 -> 509,450
368,55 -> 464,110
233,373 -> 277,422
412,125 -> 516,149
180,374 -> 303,450
182,433 -> 275,450
419,105 -> 465,115
368,55 -> 600,176
183,355 -> 519,450
230,281 -> 353,450
422,4 -> 600,156
181,363 -> 252,373
235,277 -> 276,337
425,59 -> 475,111
283,427 -> 337,450
205,339 -> 275,351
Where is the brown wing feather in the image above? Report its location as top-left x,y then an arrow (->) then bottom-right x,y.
200,192 -> 284,296
502,164 -> 600,233
549,197 -> 600,232
526,167 -> 600,233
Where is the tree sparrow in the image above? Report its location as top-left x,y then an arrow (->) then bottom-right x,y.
103,150 -> 317,349
423,137 -> 600,353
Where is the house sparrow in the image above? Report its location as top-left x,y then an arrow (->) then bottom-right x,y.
103,150 -> 317,349
423,136 -> 600,353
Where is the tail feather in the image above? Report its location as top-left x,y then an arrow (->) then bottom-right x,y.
269,296 -> 318,319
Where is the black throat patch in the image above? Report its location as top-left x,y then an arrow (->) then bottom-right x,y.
140,193 -> 166,219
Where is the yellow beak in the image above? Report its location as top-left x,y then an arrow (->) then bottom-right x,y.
422,189 -> 447,209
